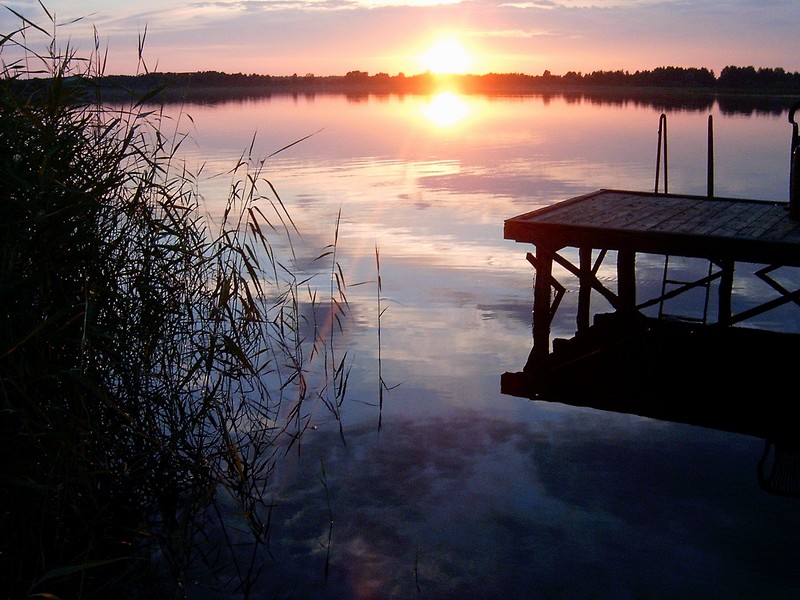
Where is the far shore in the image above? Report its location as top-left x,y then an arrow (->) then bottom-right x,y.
11,68 -> 800,114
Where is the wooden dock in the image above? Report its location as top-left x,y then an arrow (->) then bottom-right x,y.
501,188 -> 800,441
504,189 -> 800,267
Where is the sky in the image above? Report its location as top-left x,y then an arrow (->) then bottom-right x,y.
2,0 -> 799,78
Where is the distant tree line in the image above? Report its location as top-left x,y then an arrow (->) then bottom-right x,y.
559,65 -> 800,93
37,65 -> 800,101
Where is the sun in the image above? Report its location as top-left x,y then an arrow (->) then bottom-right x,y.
420,38 -> 473,75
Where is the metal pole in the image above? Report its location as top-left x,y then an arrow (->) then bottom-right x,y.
707,115 -> 714,197
790,101 -> 800,219
655,113 -> 668,193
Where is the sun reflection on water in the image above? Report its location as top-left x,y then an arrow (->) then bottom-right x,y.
421,91 -> 470,128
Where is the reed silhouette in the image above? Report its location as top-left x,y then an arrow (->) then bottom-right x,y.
1,6 -> 354,598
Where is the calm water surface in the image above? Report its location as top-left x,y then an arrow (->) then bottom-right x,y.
166,93 -> 799,598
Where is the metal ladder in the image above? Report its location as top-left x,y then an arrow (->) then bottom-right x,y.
654,113 -> 716,324
658,257 -> 715,323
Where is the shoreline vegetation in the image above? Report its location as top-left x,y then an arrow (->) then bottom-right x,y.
2,10 -> 355,598
20,65 -> 797,113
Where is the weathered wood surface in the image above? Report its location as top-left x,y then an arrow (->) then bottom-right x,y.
504,189 -> 800,266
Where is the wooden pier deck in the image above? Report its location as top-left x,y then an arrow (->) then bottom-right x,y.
501,188 -> 800,441
504,189 -> 800,267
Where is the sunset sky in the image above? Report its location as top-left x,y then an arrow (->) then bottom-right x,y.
2,0 -> 799,78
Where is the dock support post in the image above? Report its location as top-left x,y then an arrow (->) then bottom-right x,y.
528,246 -> 554,366
617,250 -> 636,317
718,259 -> 734,325
577,247 -> 592,335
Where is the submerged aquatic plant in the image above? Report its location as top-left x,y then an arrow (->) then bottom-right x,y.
0,6 -> 353,598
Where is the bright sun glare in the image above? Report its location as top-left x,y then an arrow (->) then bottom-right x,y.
420,38 -> 472,74
422,92 -> 470,127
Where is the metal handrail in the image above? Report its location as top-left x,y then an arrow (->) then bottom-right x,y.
654,113 -> 668,193
789,100 -> 800,219
707,115 -> 714,197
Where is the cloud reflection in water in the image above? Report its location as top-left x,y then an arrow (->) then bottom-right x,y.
229,406 -> 797,599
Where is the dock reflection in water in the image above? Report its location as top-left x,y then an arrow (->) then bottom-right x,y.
502,313 -> 800,498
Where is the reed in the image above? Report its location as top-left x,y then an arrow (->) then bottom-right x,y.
1,6 -> 352,598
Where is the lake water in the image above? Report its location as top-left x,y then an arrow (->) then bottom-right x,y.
164,93 -> 800,598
